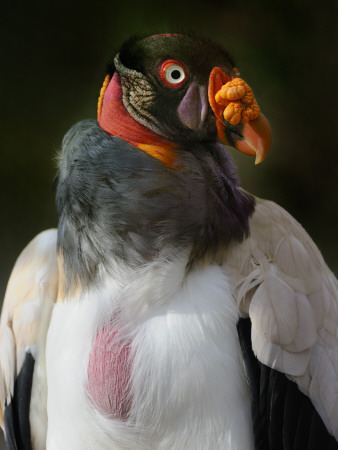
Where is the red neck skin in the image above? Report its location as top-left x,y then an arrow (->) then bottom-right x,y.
98,73 -> 177,167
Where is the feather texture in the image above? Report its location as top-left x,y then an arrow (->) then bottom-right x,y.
46,260 -> 254,449
0,230 -> 57,448
224,198 -> 338,439
237,318 -> 338,449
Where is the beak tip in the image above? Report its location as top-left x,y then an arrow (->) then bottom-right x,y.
238,114 -> 272,164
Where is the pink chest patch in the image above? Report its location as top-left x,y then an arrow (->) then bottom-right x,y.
87,326 -> 132,420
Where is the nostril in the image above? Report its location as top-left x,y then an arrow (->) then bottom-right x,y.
177,83 -> 208,130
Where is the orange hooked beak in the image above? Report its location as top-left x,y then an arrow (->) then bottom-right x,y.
208,67 -> 271,164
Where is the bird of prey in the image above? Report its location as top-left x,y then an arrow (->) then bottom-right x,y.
0,33 -> 337,450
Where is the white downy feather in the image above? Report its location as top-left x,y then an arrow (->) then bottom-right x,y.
46,255 -> 254,450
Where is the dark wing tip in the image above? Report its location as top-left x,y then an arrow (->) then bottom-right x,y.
4,352 -> 35,450
237,318 -> 338,449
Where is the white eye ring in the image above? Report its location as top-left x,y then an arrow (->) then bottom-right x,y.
160,60 -> 187,87
164,64 -> 185,84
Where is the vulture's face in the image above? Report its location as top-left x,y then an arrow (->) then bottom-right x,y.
98,33 -> 271,164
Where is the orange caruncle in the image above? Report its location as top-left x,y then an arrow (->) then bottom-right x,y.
215,78 -> 260,125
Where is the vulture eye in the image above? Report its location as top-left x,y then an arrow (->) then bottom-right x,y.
159,60 -> 187,87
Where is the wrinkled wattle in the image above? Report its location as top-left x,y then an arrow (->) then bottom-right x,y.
98,73 -> 177,167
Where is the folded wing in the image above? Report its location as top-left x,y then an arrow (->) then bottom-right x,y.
225,198 -> 338,440
0,229 -> 58,449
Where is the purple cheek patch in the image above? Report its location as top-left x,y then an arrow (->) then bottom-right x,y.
177,83 -> 208,130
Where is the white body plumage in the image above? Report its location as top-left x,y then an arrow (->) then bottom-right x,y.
46,257 -> 253,450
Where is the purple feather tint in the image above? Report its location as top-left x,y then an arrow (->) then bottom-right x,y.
177,83 -> 208,130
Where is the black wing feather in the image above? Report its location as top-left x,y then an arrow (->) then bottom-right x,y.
237,318 -> 338,450
4,352 -> 34,450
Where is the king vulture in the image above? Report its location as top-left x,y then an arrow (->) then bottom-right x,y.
0,33 -> 337,450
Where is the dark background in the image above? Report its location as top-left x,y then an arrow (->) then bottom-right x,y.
0,0 -> 337,446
